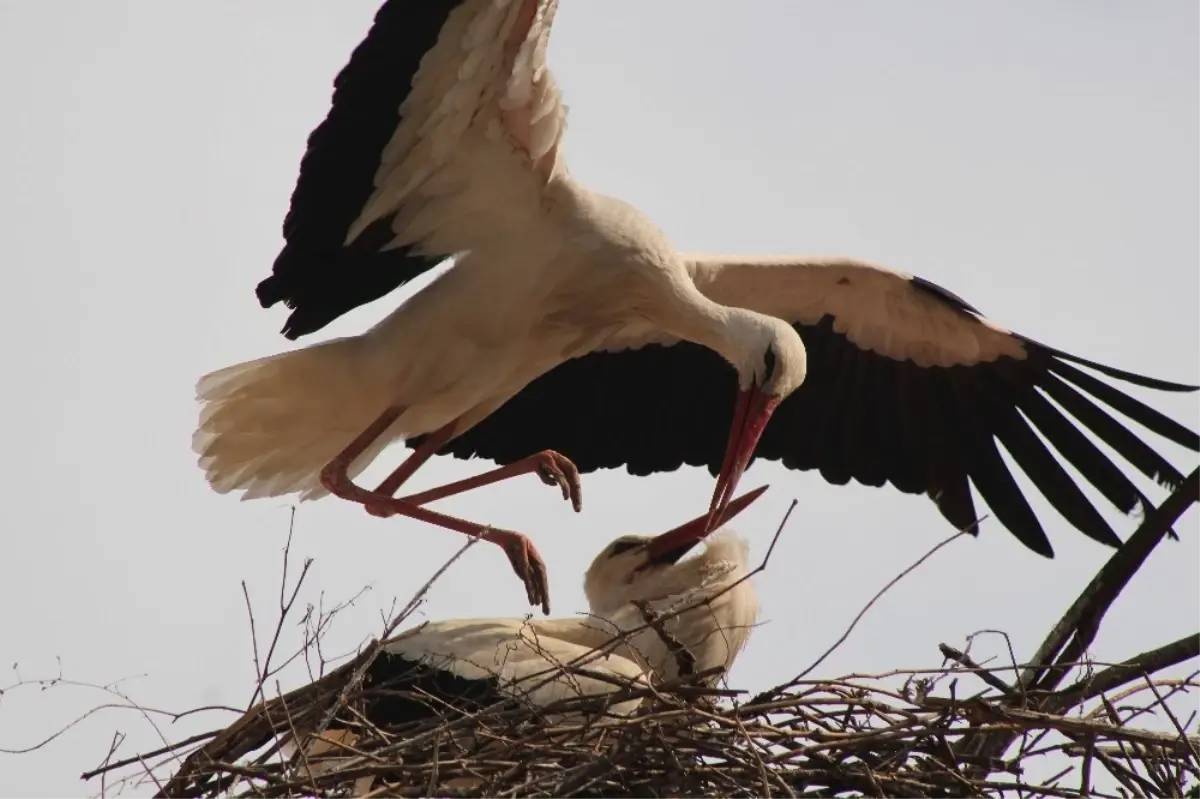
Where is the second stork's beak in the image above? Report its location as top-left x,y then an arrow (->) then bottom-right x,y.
705,387 -> 780,534
643,484 -> 770,563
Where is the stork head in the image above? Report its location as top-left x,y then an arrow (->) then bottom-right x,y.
583,484 -> 768,616
706,313 -> 807,534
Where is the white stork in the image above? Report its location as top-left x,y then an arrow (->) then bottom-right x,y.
584,526 -> 758,685
287,498 -> 761,782
194,0 -> 1198,613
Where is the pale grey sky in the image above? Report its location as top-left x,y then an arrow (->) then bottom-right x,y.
1,2 -> 1196,795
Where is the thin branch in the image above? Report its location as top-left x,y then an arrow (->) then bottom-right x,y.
1019,469 -> 1199,694
779,526 -> 975,689
632,600 -> 696,679
1049,634 -> 1200,712
940,643 -> 1016,696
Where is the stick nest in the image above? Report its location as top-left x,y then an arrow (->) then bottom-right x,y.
64,469 -> 1198,797
150,642 -> 1199,798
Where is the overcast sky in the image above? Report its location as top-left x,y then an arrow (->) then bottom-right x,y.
0,2 -> 1196,795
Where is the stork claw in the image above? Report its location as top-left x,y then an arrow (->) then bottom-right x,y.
533,450 -> 583,513
497,533 -> 551,615
363,450 -> 582,517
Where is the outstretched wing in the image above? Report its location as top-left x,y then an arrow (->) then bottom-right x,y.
424,255 -> 1198,557
256,0 -> 566,338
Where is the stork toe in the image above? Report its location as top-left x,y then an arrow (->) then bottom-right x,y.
498,533 -> 551,615
534,451 -> 583,513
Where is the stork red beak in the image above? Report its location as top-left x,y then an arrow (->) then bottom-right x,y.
705,387 -> 780,535
643,484 -> 770,563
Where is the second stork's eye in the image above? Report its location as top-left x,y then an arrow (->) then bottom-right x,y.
608,538 -> 642,556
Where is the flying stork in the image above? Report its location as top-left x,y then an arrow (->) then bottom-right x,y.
194,0 -> 1198,613
283,498 -> 761,786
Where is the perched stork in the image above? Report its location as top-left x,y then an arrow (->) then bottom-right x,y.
195,0 -> 1197,613
285,498 -> 761,783
585,528 -> 757,685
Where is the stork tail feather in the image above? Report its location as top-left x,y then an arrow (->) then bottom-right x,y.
192,336 -> 399,500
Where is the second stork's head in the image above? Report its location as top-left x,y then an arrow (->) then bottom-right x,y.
583,484 -> 768,615
582,486 -> 767,681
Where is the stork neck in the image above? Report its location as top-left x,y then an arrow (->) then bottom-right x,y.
527,616 -> 625,649
656,283 -> 760,382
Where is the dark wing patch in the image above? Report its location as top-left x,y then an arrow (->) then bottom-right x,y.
423,314 -> 1197,558
416,339 -> 737,476
357,652 -> 503,726
256,0 -> 464,339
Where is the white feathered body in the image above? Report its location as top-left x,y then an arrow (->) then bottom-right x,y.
379,614 -> 650,717
192,0 -> 807,503
195,0 -> 584,500
287,603 -> 649,786
194,171 -> 690,501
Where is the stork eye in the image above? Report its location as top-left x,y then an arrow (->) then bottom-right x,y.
608,540 -> 642,556
762,345 -> 778,383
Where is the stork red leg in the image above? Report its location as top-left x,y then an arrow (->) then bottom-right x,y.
373,450 -> 582,512
370,498 -> 551,614
318,407 -> 556,614
365,422 -> 456,505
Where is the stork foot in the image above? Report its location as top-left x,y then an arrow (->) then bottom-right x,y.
364,449 -> 583,517
532,450 -> 583,513
492,531 -> 551,615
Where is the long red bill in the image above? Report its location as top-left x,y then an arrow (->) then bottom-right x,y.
704,388 -> 780,534
643,484 -> 770,562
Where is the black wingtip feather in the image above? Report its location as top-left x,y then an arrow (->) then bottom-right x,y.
930,477 -> 981,538
974,369 -> 1123,548
255,275 -> 284,309
1037,371 -> 1187,493
948,374 -> 1056,557
1021,335 -> 1200,394
1001,365 -> 1146,519
255,0 -> 462,338
1045,357 -> 1200,452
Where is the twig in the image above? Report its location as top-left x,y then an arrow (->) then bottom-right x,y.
245,523 -> 314,709
632,600 -> 696,679
1049,634 -> 1200,712
1142,676 -> 1200,766
781,525 -> 975,688
940,643 -> 1016,696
